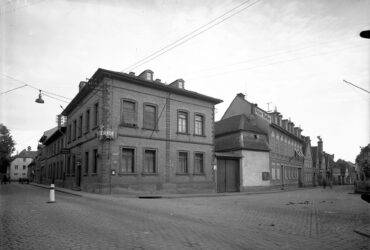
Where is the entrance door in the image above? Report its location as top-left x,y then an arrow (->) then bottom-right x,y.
76,163 -> 81,188
298,168 -> 303,187
217,159 -> 239,193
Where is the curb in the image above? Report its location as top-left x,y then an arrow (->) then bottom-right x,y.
29,183 -> 82,197
354,227 -> 370,238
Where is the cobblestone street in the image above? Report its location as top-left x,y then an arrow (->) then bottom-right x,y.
0,184 -> 369,250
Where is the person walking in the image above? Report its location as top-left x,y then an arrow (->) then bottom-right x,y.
323,178 -> 327,189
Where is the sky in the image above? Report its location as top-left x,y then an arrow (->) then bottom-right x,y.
0,0 -> 369,162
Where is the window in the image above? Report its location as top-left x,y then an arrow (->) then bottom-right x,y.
60,161 -> 64,178
92,149 -> 98,174
15,165 -> 18,170
23,158 -> 26,162
84,151 -> 89,175
194,114 -> 204,136
78,115 -> 83,137
177,111 -> 188,133
85,109 -> 90,132
71,155 -> 76,176
144,149 -> 156,173
68,124 -> 72,142
194,153 -> 204,174
73,120 -> 77,140
120,148 -> 135,173
143,104 -> 157,130
94,102 -> 99,127
121,100 -> 137,126
67,156 -> 71,175
61,138 -> 64,149
23,165 -> 26,170
177,152 -> 188,174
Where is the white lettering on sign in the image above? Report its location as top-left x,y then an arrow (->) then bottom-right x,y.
254,107 -> 272,123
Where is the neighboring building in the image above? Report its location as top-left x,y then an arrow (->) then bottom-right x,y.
58,68 -> 222,194
34,127 -> 59,184
37,127 -> 67,187
8,148 -> 37,181
215,114 -> 270,192
302,136 -> 314,186
311,137 -> 334,186
219,93 -> 305,189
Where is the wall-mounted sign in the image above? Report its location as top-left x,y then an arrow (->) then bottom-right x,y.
98,129 -> 115,140
254,107 -> 272,123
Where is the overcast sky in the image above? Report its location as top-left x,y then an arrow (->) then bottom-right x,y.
1,0 -> 369,162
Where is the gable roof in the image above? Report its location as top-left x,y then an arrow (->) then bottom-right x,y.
39,127 -> 58,143
215,114 -> 265,137
62,68 -> 223,116
15,149 -> 38,159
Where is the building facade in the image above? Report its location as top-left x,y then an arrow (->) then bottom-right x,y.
220,93 -> 306,189
59,68 -> 222,194
8,148 -> 37,181
215,114 -> 270,192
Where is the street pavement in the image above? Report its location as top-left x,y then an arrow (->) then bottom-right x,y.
0,183 -> 369,250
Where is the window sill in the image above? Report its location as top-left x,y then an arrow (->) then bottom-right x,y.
193,134 -> 206,138
118,172 -> 138,176
92,126 -> 99,130
176,173 -> 190,176
91,173 -> 97,176
176,132 -> 190,135
141,172 -> 158,176
83,174 -> 88,176
193,173 -> 205,176
84,131 -> 89,135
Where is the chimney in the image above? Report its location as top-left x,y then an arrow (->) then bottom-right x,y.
79,81 -> 87,91
297,126 -> 302,137
139,69 -> 154,81
317,136 -> 323,155
293,127 -> 299,136
129,72 -> 135,76
237,93 -> 245,99
169,79 -> 185,89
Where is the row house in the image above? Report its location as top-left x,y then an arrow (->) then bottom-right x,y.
216,93 -> 309,191
59,68 -> 222,194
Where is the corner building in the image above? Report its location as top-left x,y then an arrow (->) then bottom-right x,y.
61,68 -> 222,194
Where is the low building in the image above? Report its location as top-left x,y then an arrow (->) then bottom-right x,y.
219,93 -> 305,189
215,114 -> 270,192
8,148 -> 37,181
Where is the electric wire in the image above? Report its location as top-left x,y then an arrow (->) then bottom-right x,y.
0,73 -> 72,100
0,84 -> 27,95
123,0 -> 262,71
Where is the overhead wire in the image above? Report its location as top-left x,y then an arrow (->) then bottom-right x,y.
0,84 -> 27,95
0,73 -> 72,100
184,44 -> 368,80
122,0 -> 262,72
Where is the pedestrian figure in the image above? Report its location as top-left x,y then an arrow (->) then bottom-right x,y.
323,179 -> 327,189
1,175 -> 6,184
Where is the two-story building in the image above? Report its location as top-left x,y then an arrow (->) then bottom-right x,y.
60,68 -> 222,194
8,147 -> 37,181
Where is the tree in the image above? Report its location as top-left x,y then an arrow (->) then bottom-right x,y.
0,124 -> 16,174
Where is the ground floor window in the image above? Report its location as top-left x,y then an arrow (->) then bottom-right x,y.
120,148 -> 135,173
177,151 -> 188,174
194,152 -> 204,174
144,149 -> 156,173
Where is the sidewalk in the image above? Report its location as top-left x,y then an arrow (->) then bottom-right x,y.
29,182 -> 315,199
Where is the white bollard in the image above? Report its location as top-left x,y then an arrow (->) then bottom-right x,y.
47,184 -> 56,203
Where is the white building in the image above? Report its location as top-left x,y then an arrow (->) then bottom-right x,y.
8,148 -> 37,181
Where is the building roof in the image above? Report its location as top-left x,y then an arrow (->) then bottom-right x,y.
15,149 -> 38,159
215,115 -> 270,152
43,127 -> 66,145
39,127 -> 58,143
215,114 -> 265,137
62,68 -> 223,116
